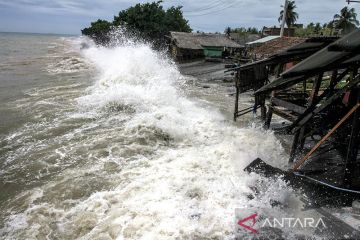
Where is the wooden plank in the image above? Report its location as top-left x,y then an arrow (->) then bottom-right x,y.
272,107 -> 298,122
316,208 -> 360,239
293,75 -> 360,133
289,69 -> 350,132
272,97 -> 306,114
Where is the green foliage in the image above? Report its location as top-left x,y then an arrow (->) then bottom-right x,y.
224,27 -> 231,36
314,22 -> 322,34
295,22 -> 335,37
278,1 -> 299,27
82,1 -> 191,46
112,1 -> 191,44
225,27 -> 259,36
164,6 -> 192,32
333,6 -> 359,34
81,19 -> 112,45
247,27 -> 260,34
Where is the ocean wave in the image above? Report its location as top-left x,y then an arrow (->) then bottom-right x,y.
0,33 -> 303,240
46,37 -> 93,74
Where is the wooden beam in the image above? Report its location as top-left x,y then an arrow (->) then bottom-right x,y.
293,75 -> 360,133
272,98 -> 306,114
234,86 -> 240,121
309,72 -> 323,105
272,107 -> 298,122
288,69 -> 350,132
264,91 -> 275,129
293,103 -> 360,171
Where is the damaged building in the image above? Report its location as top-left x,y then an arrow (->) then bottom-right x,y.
231,30 -> 360,194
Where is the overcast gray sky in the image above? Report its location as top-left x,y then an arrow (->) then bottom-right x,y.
0,0 -> 359,35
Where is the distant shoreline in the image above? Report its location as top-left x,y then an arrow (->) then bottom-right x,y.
0,31 -> 78,37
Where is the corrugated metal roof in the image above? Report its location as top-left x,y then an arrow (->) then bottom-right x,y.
229,37 -> 336,72
282,30 -> 360,78
170,32 -> 243,50
256,30 -> 360,94
246,35 -> 280,45
286,37 -> 337,52
252,37 -> 306,59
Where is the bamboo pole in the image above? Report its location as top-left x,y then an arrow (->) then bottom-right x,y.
293,103 -> 360,171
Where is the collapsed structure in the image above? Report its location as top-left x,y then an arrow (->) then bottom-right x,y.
232,30 -> 360,191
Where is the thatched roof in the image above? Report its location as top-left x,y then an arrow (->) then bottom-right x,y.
170,32 -> 243,50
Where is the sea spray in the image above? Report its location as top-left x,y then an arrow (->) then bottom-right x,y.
0,32 -> 301,239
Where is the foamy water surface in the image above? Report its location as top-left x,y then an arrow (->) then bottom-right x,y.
0,32 -> 303,239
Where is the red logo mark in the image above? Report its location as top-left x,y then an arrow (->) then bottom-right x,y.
238,213 -> 258,234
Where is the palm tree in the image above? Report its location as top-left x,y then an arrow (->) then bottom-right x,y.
333,6 -> 359,34
224,27 -> 231,37
278,1 -> 299,29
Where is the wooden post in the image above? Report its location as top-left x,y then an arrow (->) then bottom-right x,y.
289,73 -> 323,162
234,85 -> 240,122
289,130 -> 300,163
264,106 -> 273,129
298,127 -> 306,150
293,103 -> 360,171
265,64 -> 284,128
329,70 -> 338,92
290,71 -> 358,133
343,105 -> 360,188
303,79 -> 307,94
344,91 -> 360,188
261,105 -> 267,121
264,91 -> 275,129
310,72 -> 323,105
258,94 -> 266,121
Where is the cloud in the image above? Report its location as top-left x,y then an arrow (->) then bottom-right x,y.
0,0 -> 359,34
0,0 -> 104,15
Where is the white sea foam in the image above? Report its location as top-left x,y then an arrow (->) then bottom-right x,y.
0,35 -> 304,239
72,37 -> 292,239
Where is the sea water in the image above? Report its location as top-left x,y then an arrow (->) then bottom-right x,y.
0,32 -> 306,239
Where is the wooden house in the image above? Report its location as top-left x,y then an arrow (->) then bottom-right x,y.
169,32 -> 243,62
231,30 -> 360,191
